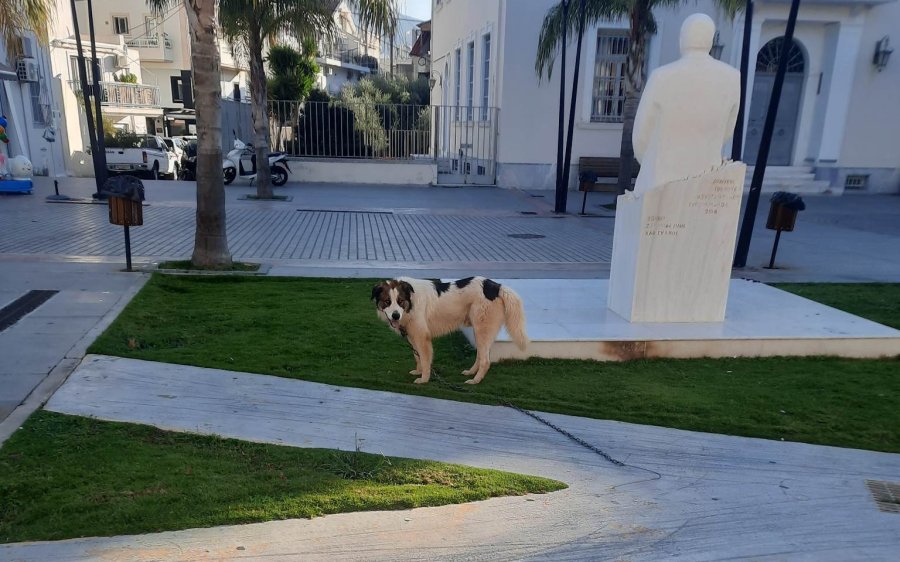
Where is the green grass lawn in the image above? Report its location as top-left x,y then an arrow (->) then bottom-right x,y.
88,276 -> 900,453
0,411 -> 564,544
775,283 -> 900,330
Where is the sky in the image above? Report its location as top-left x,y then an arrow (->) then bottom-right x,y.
399,0 -> 432,21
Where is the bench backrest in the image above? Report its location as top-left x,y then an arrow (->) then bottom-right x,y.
578,157 -> 640,178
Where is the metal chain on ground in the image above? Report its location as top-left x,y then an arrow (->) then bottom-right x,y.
428,368 -> 631,469
405,338 -> 658,476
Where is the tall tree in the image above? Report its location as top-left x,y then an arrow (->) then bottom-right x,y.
267,40 -> 319,150
219,0 -> 398,199
0,0 -> 53,53
356,0 -> 397,76
536,0 -> 742,195
219,0 -> 331,199
149,0 -> 232,267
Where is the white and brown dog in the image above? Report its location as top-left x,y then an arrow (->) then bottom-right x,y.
371,277 -> 529,384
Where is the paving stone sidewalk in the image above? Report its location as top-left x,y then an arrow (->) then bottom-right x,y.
0,203 -> 613,264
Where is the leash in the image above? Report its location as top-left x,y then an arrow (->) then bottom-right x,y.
426,366 -> 662,479
401,335 -> 660,478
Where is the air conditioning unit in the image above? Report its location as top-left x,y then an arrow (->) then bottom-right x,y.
115,55 -> 129,69
16,57 -> 39,82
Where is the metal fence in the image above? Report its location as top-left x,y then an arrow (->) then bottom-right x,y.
221,98 -> 253,153
270,100 -> 431,160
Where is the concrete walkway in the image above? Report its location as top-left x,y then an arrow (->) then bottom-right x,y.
0,261 -> 146,435
3,355 -> 897,561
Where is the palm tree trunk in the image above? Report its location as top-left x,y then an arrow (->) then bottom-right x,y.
616,0 -> 650,195
185,0 -> 232,267
249,28 -> 273,199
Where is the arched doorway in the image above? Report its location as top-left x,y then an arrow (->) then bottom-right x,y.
744,37 -> 806,166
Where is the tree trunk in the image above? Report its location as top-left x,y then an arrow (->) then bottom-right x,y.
389,34 -> 394,77
185,0 -> 232,267
616,1 -> 650,195
249,29 -> 273,199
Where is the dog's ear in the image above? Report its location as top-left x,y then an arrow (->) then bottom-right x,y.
371,283 -> 384,302
398,281 -> 415,311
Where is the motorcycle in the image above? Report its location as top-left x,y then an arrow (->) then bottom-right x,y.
223,139 -> 290,186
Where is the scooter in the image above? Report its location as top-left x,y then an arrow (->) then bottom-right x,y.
223,138 -> 290,186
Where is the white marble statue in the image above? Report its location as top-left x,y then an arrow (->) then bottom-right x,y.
608,13 -> 746,323
631,14 -> 740,196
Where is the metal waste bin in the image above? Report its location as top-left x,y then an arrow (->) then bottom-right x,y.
766,202 -> 798,232
103,175 -> 145,224
764,191 -> 806,269
101,175 -> 146,271
108,195 -> 144,226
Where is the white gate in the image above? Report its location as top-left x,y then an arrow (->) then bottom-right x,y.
432,105 -> 498,185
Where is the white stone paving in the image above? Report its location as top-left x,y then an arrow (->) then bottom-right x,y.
3,355 -> 897,561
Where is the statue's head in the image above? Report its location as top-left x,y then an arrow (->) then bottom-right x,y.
680,13 -> 716,56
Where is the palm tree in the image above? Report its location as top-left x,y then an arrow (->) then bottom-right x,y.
219,0 -> 398,200
149,0 -> 231,267
355,0 -> 397,76
0,0 -> 53,53
536,0 -> 741,195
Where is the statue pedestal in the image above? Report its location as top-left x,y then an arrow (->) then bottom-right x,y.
607,161 -> 746,323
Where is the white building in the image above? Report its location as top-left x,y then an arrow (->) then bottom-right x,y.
47,0 -> 251,174
70,0 -> 251,135
431,0 -> 900,193
315,1 -> 380,96
0,31 -> 67,177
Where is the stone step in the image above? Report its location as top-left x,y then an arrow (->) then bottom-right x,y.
742,179 -> 834,195
745,166 -> 814,177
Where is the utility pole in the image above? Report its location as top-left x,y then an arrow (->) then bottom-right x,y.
560,0 -> 587,213
86,0 -> 108,194
733,0 -> 802,268
69,0 -> 103,197
731,0 -> 753,162
554,0 -> 569,213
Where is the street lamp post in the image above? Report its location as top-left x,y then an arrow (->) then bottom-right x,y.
733,0 -> 803,268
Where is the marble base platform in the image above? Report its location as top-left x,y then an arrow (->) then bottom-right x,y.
462,279 -> 900,361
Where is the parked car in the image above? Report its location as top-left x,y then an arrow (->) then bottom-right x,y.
178,138 -> 197,181
162,137 -> 186,162
106,134 -> 178,179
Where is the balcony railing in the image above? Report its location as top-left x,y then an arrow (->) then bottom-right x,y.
70,81 -> 161,108
125,33 -> 173,50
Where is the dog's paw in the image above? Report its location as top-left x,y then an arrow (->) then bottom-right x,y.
461,369 -> 474,376
413,377 -> 429,384
409,370 -> 421,375
464,378 -> 480,385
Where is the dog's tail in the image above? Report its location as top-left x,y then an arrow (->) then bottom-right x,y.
500,286 -> 529,352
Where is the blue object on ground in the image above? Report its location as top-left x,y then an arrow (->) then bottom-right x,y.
0,179 -> 33,194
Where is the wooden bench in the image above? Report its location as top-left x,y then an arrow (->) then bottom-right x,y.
578,157 -> 640,214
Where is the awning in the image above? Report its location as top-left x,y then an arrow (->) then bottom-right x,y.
164,108 -> 196,120
0,62 -> 18,81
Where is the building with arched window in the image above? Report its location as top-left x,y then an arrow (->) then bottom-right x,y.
431,0 -> 900,193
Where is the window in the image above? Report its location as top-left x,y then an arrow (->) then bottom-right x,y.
481,33 -> 491,120
30,83 -> 49,125
454,48 -> 461,119
844,175 -> 868,190
592,30 -> 629,123
144,15 -> 158,36
69,56 -> 98,83
466,41 -> 474,121
170,76 -> 183,103
113,16 -> 130,35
